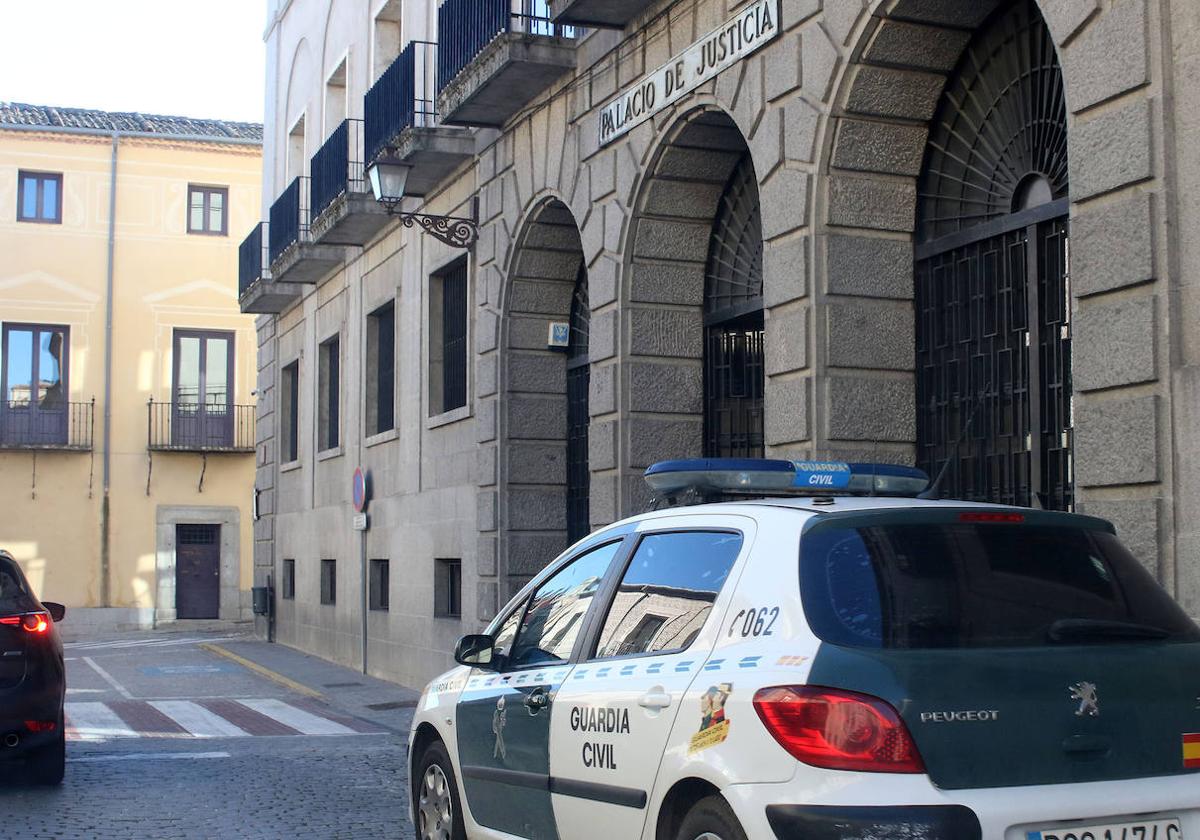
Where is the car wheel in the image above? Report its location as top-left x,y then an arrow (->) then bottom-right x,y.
676,795 -> 748,840
28,715 -> 65,786
414,740 -> 465,840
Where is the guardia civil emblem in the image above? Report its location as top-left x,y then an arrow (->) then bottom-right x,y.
1069,681 -> 1099,717
493,696 -> 508,760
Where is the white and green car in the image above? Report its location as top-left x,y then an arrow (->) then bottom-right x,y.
409,459 -> 1199,840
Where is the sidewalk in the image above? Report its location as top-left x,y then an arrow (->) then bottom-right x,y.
202,638 -> 422,735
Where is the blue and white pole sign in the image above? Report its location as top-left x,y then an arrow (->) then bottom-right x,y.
352,467 -> 371,530
597,0 -> 780,146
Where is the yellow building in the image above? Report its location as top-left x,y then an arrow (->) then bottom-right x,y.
0,103 -> 262,630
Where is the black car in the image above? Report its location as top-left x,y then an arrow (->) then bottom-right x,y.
0,550 -> 66,785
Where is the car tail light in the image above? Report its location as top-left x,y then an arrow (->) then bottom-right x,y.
24,721 -> 56,733
19,613 -> 49,634
753,685 -> 925,773
0,616 -> 18,626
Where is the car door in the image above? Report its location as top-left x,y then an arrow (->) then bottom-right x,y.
549,519 -> 753,839
455,540 -> 625,840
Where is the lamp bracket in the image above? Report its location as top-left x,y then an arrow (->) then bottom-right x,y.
377,199 -> 478,249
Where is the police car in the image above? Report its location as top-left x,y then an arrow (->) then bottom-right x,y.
409,459 -> 1200,840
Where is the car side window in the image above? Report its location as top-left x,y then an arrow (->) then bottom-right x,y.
506,541 -> 622,670
592,531 -> 743,660
490,603 -> 525,669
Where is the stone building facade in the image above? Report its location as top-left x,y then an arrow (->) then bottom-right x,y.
244,0 -> 1200,687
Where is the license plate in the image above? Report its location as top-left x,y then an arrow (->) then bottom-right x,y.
1028,820 -> 1182,840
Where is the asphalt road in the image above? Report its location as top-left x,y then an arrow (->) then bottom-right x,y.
0,629 -> 418,840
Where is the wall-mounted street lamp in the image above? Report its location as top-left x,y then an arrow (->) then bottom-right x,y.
366,154 -> 479,249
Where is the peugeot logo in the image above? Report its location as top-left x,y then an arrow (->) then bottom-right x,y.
1069,681 -> 1099,717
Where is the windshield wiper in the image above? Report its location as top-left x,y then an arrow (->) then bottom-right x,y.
1047,618 -> 1171,643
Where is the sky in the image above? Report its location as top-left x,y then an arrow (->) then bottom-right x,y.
1,1 -> 268,125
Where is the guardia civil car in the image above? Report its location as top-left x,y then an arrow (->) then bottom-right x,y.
409,460 -> 1200,840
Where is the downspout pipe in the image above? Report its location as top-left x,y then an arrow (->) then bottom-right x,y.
100,132 -> 118,608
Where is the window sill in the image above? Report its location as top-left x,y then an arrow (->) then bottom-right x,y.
316,445 -> 344,462
280,459 -> 303,474
426,405 -> 472,430
365,428 -> 399,448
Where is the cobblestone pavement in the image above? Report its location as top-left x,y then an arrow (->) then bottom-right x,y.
0,628 -> 419,840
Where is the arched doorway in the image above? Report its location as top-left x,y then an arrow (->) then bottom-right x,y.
625,107 -> 763,495
915,0 -> 1072,510
704,155 -> 765,458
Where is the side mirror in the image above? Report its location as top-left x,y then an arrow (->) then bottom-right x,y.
454,634 -> 496,669
43,602 -> 66,623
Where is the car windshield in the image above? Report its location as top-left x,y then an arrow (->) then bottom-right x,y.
799,512 -> 1200,649
0,561 -> 36,614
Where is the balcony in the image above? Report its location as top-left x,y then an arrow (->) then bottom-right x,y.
268,177 -> 346,285
147,400 -> 255,454
0,399 -> 93,452
238,222 -> 304,314
309,119 -> 391,245
437,0 -> 581,127
365,41 -> 473,197
549,0 -> 653,28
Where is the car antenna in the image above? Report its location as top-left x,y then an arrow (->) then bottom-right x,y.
918,381 -> 990,501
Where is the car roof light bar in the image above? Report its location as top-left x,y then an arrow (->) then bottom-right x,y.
644,458 -> 931,504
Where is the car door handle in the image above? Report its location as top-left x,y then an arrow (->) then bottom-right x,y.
638,690 -> 672,710
524,688 -> 550,712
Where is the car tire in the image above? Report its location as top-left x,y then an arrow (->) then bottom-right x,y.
676,794 -> 749,840
28,715 -> 65,786
413,740 -> 466,840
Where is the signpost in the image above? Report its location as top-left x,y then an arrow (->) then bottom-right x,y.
353,467 -> 371,674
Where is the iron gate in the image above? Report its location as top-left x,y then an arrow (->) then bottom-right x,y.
915,0 -> 1073,510
566,266 -> 590,543
704,155 -> 765,458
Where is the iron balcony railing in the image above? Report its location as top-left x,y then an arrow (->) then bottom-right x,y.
147,399 -> 255,453
239,222 -> 269,296
0,399 -> 94,451
437,0 -> 579,94
311,119 -> 367,220
268,177 -> 310,265
365,41 -> 440,164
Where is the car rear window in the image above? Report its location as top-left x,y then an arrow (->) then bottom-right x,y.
800,512 -> 1199,649
0,560 -> 35,614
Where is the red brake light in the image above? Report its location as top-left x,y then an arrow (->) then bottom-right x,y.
24,720 -> 56,733
753,685 -> 925,773
959,512 -> 1025,523
0,616 -> 19,626
20,614 -> 49,634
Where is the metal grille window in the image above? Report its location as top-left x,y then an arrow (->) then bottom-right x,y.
435,559 -> 462,618
282,559 -> 295,601
915,0 -> 1073,511
367,302 -> 395,435
704,155 -> 764,458
187,185 -> 228,235
566,265 -> 590,544
177,524 -> 219,545
17,171 -> 62,224
320,559 -> 337,606
369,559 -> 390,611
431,261 -> 468,415
318,335 -> 340,452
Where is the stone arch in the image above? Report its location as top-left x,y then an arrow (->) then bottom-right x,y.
493,195 -> 588,597
621,106 -> 762,513
812,0 -> 1165,538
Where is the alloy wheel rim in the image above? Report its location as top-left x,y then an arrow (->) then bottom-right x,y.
693,834 -> 724,840
418,764 -> 453,840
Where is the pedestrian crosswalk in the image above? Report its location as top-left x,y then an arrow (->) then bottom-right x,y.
66,698 -> 385,742
65,636 -> 240,653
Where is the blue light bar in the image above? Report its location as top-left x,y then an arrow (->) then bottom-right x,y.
644,458 -> 931,498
